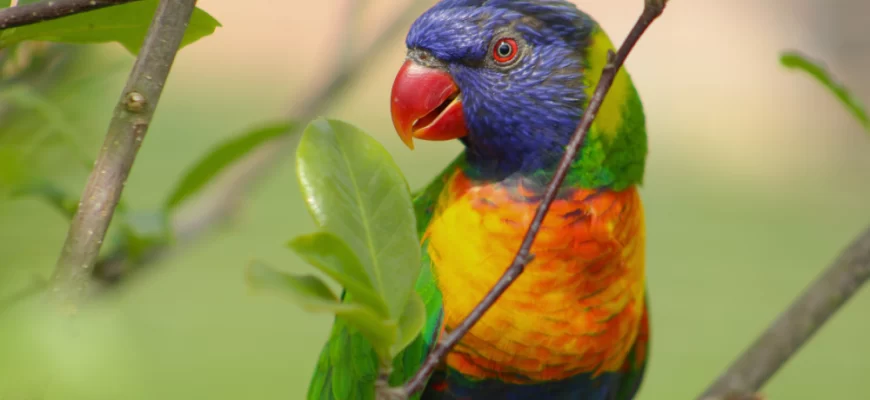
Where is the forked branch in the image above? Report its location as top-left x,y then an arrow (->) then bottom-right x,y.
50,0 -> 197,308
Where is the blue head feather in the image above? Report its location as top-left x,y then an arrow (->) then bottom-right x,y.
406,0 -> 597,181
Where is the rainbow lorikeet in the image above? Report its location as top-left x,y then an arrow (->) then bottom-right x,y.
308,0 -> 649,399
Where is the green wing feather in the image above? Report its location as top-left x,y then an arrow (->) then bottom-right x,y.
306,154 -> 464,400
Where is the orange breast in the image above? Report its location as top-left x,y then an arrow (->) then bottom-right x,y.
424,170 -> 646,383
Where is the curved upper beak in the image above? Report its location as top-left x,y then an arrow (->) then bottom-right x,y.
390,60 -> 467,149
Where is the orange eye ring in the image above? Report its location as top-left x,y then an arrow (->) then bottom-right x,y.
493,38 -> 518,63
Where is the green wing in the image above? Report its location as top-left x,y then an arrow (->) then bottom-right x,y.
306,153 -> 465,400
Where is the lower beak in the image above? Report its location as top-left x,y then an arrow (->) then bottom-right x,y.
390,60 -> 467,149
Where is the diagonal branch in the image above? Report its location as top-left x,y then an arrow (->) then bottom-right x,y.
398,0 -> 669,396
337,0 -> 366,68
50,0 -> 197,308
0,0 -> 141,30
698,224 -> 870,400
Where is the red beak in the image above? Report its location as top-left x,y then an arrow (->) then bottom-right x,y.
390,60 -> 467,149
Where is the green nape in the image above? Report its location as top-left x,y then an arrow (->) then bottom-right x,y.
520,78 -> 647,192
565,80 -> 648,191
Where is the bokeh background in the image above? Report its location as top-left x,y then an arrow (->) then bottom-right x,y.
2,0 -> 870,399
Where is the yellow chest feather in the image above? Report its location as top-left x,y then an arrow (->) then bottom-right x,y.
424,172 -> 646,382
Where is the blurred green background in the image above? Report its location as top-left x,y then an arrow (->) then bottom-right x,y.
2,0 -> 870,399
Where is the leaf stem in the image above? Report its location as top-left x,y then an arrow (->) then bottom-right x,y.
0,0 -> 141,30
49,0 -> 197,308
400,0 -> 668,395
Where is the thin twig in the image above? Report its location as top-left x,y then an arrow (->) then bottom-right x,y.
401,0 -> 668,395
698,224 -> 870,400
337,0 -> 366,68
287,1 -> 426,118
94,1 -> 429,285
0,0 -> 141,30
50,0 -> 197,308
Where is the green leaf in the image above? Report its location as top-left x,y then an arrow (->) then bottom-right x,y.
287,232 -> 389,318
781,51 -> 870,133
164,121 -> 295,211
118,209 -> 171,259
246,261 -> 397,360
295,118 -> 421,320
0,0 -> 221,54
9,179 -> 77,218
392,292 -> 426,358
247,261 -> 340,306
0,149 -> 26,198
0,83 -> 94,168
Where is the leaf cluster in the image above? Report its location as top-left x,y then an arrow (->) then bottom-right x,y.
247,119 -> 424,364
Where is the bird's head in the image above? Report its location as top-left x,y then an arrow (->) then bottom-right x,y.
391,0 -> 647,186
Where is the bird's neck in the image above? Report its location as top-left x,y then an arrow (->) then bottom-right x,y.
459,128 -> 632,191
460,83 -> 647,191
460,133 -> 566,183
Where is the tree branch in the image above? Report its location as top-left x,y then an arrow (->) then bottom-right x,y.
49,0 -> 196,308
337,0 -> 365,68
399,0 -> 668,396
0,0 -> 141,30
92,0 -> 429,286
698,224 -> 870,400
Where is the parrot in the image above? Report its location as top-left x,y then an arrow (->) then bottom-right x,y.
307,0 -> 650,399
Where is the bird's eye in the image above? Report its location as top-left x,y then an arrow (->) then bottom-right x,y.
492,38 -> 518,64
